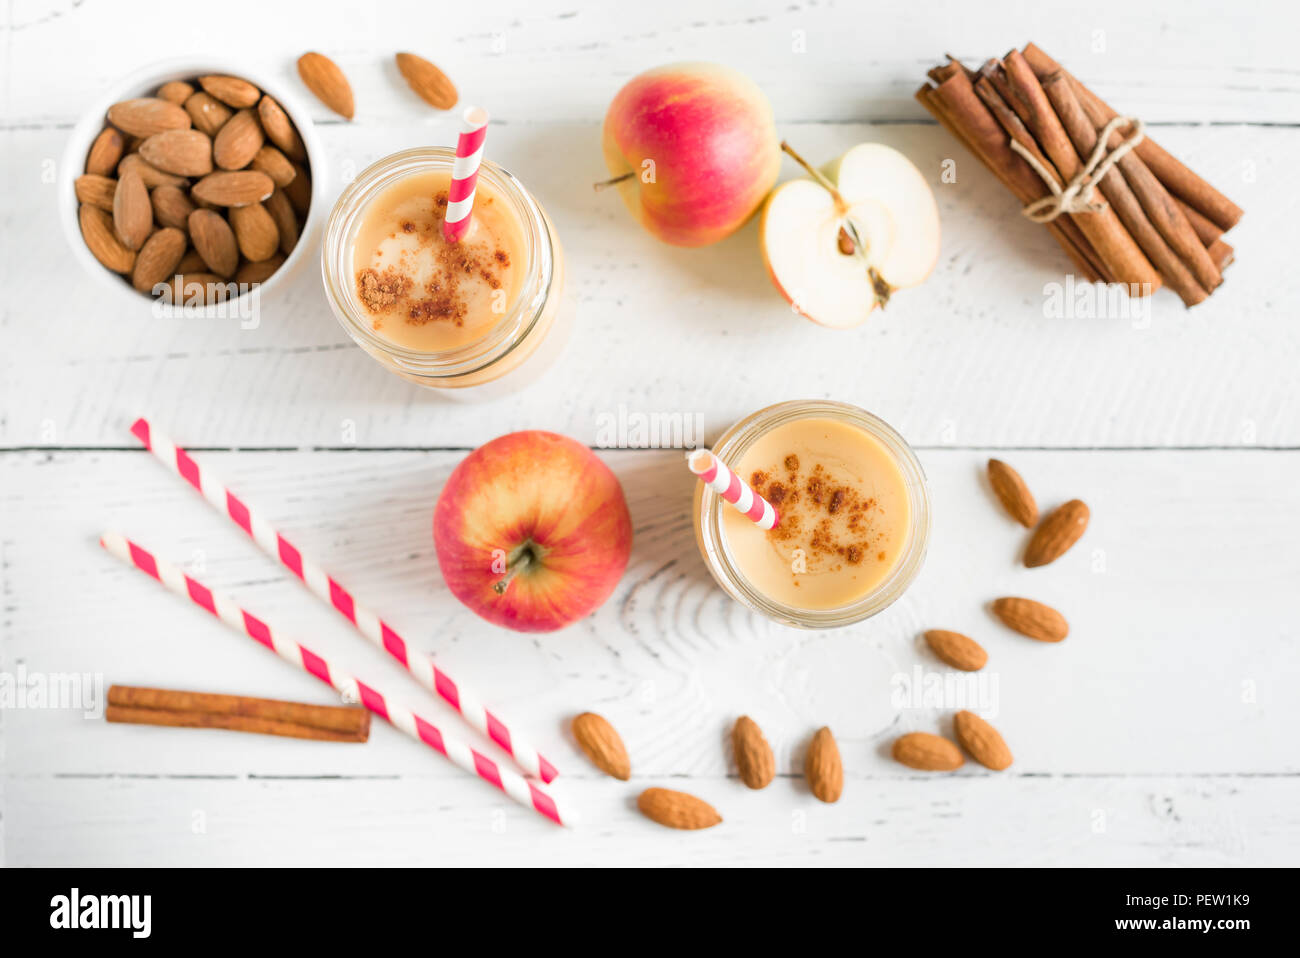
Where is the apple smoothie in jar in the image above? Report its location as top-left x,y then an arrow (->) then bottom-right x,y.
693,401 -> 930,629
323,147 -> 566,393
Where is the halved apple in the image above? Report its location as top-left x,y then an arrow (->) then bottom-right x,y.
761,143 -> 941,328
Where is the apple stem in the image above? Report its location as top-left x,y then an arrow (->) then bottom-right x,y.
592,171 -> 636,192
493,548 -> 534,596
780,140 -> 849,216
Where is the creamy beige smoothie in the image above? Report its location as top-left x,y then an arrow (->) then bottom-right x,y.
719,417 -> 912,610
350,169 -> 527,351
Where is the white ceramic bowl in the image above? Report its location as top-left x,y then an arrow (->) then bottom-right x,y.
58,58 -> 327,312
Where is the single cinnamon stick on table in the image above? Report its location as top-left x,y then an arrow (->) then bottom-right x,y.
916,70 -> 1106,283
106,684 -> 370,742
1021,43 -> 1244,232
1001,49 -> 1161,294
1041,72 -> 1209,307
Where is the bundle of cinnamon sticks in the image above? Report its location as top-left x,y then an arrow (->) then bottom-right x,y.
917,44 -> 1242,307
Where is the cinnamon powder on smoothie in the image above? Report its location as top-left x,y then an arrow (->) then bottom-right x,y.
751,460 -> 885,571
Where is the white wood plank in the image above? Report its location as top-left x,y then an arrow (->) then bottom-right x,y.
2,120 -> 1289,448
4,0 -> 1298,125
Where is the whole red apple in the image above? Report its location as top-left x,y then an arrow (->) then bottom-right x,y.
434,431 -> 633,632
601,62 -> 780,247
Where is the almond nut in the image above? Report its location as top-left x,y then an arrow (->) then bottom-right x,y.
991,597 -> 1068,642
283,163 -> 312,214
257,95 -> 307,162
953,711 -> 1013,771
157,80 -> 196,106
107,97 -> 192,138
112,169 -> 151,250
176,248 -> 208,274
198,75 -> 261,109
167,273 -> 232,306
1024,499 -> 1090,568
395,52 -> 458,109
139,129 -> 213,177
988,458 -> 1038,527
892,732 -> 964,771
637,788 -> 721,830
79,204 -> 136,273
213,108 -> 264,170
571,712 -> 630,781
192,170 -> 274,207
805,726 -> 843,803
131,227 -> 187,293
151,185 -> 197,230
732,716 -> 775,790
118,152 -> 187,189
234,253 -> 285,285
183,91 -> 233,137
188,209 -> 239,278
75,174 -> 117,211
249,144 -> 296,187
924,629 -> 988,671
265,188 -> 299,254
86,127 -> 125,176
229,202 -> 279,262
297,52 -> 354,119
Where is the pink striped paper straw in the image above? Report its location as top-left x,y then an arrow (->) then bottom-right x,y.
442,106 -> 489,243
687,448 -> 780,531
129,417 -> 558,784
99,531 -> 571,827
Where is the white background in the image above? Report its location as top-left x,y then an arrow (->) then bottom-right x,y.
2,0 -> 1297,866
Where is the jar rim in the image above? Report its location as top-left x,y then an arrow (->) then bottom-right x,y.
321,147 -> 556,381
696,400 -> 931,629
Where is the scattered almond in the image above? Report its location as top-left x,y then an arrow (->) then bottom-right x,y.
192,170 -> 275,207
805,726 -> 843,803
249,144 -> 296,187
637,788 -> 721,830
571,712 -> 630,781
892,732 -> 964,771
988,458 -> 1038,527
75,174 -> 117,211
257,95 -> 307,162
1025,499 -> 1090,568
183,91 -> 233,137
78,204 -> 136,273
395,52 -> 458,110
151,185 -> 197,231
112,169 -> 152,250
732,716 -> 775,790
157,80 -> 195,106
117,152 -> 187,189
131,227 -> 187,293
953,711 -> 1013,771
297,52 -> 354,119
991,597 -> 1068,642
139,129 -> 213,177
229,202 -> 279,262
213,108 -> 264,171
199,75 -> 261,109
924,629 -> 988,671
85,127 -> 125,176
188,209 -> 239,278
234,253 -> 286,285
107,97 -> 192,137
265,188 -> 299,254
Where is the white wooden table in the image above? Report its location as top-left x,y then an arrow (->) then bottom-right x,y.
3,0 -> 1297,867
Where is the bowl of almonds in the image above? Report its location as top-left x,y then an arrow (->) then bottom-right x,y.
59,59 -> 324,311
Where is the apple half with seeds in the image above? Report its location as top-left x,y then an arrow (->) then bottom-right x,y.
761,142 -> 941,328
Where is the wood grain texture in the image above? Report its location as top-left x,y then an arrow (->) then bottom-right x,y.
2,0 -> 1298,867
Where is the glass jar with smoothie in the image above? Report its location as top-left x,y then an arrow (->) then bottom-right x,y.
322,147 -> 566,392
693,401 -> 931,629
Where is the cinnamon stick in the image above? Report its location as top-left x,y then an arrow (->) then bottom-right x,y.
1001,49 -> 1162,294
1178,199 -> 1224,245
1041,72 -> 1208,307
1021,43 -> 1244,232
106,684 -> 370,742
915,72 -> 1106,283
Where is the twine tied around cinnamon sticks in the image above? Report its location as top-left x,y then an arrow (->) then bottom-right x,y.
1011,114 -> 1145,223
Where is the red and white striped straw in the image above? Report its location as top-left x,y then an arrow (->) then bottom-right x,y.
687,448 -> 780,531
442,106 -> 489,243
99,531 -> 571,827
129,417 -> 559,784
